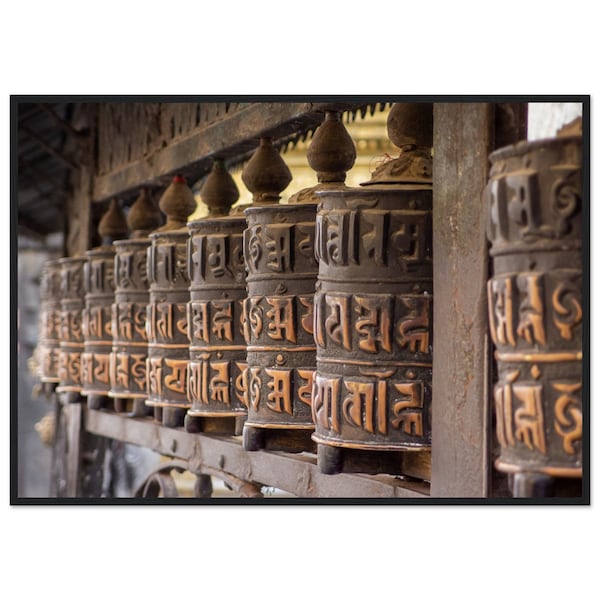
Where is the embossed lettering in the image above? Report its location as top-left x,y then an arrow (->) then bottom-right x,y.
513,383 -> 546,454
553,382 -> 582,455
516,274 -> 546,345
265,369 -> 292,414
325,294 -> 351,350
397,295 -> 431,354
391,382 -> 424,436
210,361 -> 230,405
297,369 -> 315,408
211,301 -> 234,342
164,359 -> 187,394
355,294 -> 393,353
265,296 -> 296,343
488,277 -> 516,347
265,224 -> 293,272
313,374 -> 341,434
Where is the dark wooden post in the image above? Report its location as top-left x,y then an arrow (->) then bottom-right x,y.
431,103 -> 494,497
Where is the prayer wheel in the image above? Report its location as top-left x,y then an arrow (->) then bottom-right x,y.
109,189 -> 162,416
38,258 -> 62,390
242,203 -> 319,451
185,160 -> 248,434
240,137 -> 318,452
312,104 -> 434,476
485,130 -> 583,495
81,199 -> 128,409
145,176 -> 197,427
55,255 -> 87,402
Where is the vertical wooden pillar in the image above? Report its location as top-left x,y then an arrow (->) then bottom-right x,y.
431,103 -> 494,497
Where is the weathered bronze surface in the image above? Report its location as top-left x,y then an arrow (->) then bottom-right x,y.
145,176 -> 197,426
56,256 -> 87,400
81,245 -> 116,406
312,186 -> 433,451
312,104 -> 434,472
242,203 -> 319,436
109,190 -> 162,416
485,134 -> 583,480
81,198 -> 128,409
186,216 -> 248,427
110,237 -> 153,412
38,259 -> 62,384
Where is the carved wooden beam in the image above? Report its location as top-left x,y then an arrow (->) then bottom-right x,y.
92,101 -> 376,203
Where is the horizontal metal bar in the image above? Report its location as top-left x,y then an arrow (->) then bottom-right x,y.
83,408 -> 429,499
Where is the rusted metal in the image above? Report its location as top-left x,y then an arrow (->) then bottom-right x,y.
109,189 -> 162,416
55,256 -> 87,402
185,160 -> 247,434
81,199 -> 128,409
485,133 -> 583,489
312,104 -> 433,476
38,259 -> 63,386
145,176 -> 197,427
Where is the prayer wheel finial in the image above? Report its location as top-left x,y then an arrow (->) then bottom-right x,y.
157,175 -> 197,230
241,137 -> 292,205
306,110 -> 357,184
97,198 -> 129,245
127,188 -> 163,238
200,159 -> 240,216
362,102 -> 433,186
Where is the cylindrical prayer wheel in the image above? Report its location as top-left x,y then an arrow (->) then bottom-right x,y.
109,189 -> 162,416
146,228 -> 191,425
485,133 -> 583,487
55,256 -> 87,402
242,203 -> 319,450
82,198 -> 129,409
81,246 -> 117,407
38,259 -> 63,387
312,186 -> 433,452
145,175 -> 197,427
185,215 -> 248,431
110,237 -> 154,415
312,104 -> 434,475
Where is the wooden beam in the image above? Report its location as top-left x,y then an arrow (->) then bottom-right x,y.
431,103 -> 494,498
84,409 -> 429,499
92,101 -> 372,203
20,124 -> 79,170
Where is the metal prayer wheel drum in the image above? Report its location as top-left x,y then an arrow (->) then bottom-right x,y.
485,134 -> 583,485
312,185 -> 433,469
56,256 -> 87,402
185,216 -> 248,433
38,259 -> 63,387
110,237 -> 152,415
242,203 -> 318,452
81,246 -> 116,408
145,228 -> 191,427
